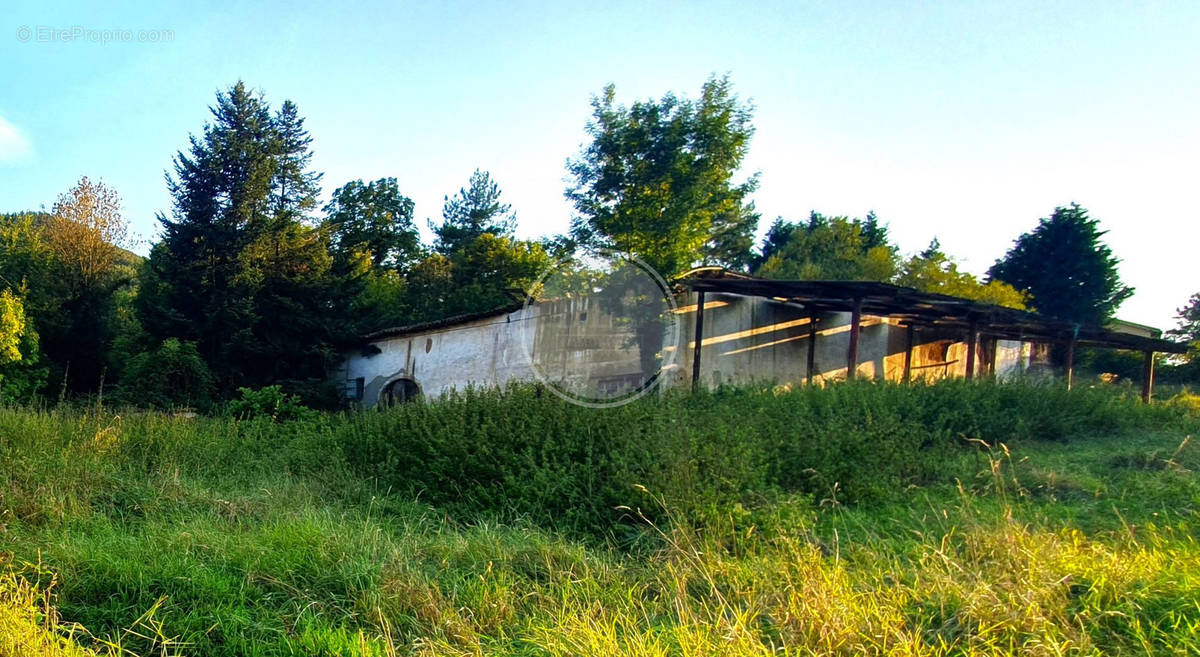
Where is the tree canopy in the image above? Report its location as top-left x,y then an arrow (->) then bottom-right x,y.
988,203 -> 1133,325
566,75 -> 759,278
754,212 -> 898,281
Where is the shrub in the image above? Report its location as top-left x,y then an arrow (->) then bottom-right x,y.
228,384 -> 317,422
115,338 -> 214,410
334,379 -> 1186,535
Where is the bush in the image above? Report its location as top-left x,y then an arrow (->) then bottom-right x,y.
334,379 -> 1186,535
228,385 -> 317,422
115,338 -> 214,410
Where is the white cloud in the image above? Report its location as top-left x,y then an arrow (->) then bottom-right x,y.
0,115 -> 33,163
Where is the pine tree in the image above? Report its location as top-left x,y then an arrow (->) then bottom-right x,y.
138,82 -> 344,397
433,170 -> 515,256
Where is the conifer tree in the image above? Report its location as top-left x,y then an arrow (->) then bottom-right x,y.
138,82 -> 344,397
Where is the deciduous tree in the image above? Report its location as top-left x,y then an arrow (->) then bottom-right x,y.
566,75 -> 759,278
754,212 -> 898,281
897,239 -> 1027,308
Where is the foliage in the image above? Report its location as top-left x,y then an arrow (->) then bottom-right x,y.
988,203 -> 1133,325
137,82 -> 349,395
0,289 -> 26,365
40,177 -> 138,394
0,383 -> 1196,656
433,169 -> 516,256
567,75 -> 759,278
227,384 -> 316,422
404,234 -> 550,323
0,322 -> 46,403
1168,292 -> 1200,356
324,178 -> 420,271
340,380 -> 1176,533
45,177 -> 133,295
754,211 -> 898,281
0,289 -> 47,403
116,338 -> 214,410
897,239 -> 1027,308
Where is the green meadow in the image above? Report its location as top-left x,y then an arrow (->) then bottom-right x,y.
3,381 -> 1199,656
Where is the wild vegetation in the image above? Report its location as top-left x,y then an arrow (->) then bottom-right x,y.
2,380 -> 1199,656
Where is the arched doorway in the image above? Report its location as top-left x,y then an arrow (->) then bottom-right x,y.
380,377 -> 421,406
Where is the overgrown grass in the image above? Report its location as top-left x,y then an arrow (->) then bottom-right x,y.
1,380 -> 1198,655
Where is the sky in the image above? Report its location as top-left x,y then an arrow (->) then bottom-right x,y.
1,1 -> 1197,330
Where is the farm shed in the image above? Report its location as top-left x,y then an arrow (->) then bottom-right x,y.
338,268 -> 1187,407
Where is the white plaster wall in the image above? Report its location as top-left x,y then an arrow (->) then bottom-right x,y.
343,305 -> 541,405
340,291 -> 1038,406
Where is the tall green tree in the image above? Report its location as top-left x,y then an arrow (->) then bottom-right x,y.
988,203 -> 1133,325
433,169 -> 516,256
324,178 -> 420,271
137,81 -> 344,396
566,75 -> 759,278
754,212 -> 898,281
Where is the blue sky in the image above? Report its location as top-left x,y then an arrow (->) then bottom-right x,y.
2,1 -> 1197,330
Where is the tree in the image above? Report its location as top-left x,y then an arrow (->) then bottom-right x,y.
42,177 -> 136,392
325,178 -> 420,271
988,204 -> 1133,325
754,212 -> 898,281
433,169 -> 516,256
45,177 -> 132,294
0,288 -> 46,401
117,338 -> 214,410
1167,293 -> 1200,347
897,239 -> 1027,308
0,289 -> 26,365
137,81 -> 345,396
566,75 -> 759,279
403,235 -> 550,323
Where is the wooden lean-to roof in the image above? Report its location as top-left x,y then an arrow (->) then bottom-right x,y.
677,268 -> 1187,354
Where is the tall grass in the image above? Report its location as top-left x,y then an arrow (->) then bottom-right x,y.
1,380 -> 1196,655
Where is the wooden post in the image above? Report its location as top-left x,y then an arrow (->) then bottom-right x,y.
1064,333 -> 1077,391
846,298 -> 863,380
964,320 -> 978,380
806,309 -> 817,385
691,291 -> 705,392
902,324 -> 914,382
1142,350 -> 1155,403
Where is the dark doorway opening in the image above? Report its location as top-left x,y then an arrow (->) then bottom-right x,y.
380,377 -> 421,406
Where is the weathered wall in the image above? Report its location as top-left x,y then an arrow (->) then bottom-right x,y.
340,290 -> 1036,407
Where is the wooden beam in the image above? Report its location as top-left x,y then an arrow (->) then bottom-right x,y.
691,291 -> 705,392
806,309 -> 817,385
903,324 -> 914,382
1142,350 -> 1155,403
846,297 -> 863,380
964,320 -> 978,380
